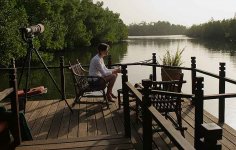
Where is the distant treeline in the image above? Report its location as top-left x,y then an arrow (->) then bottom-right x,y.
128,21 -> 187,36
186,19 -> 236,40
0,0 -> 128,66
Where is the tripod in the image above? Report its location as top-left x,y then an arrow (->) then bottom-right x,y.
18,30 -> 73,113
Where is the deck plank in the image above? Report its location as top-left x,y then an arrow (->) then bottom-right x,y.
67,101 -> 79,138
47,100 -> 65,139
58,100 -> 73,139
78,99 -> 87,137
31,100 -> 52,138
109,101 -> 124,134
36,100 -> 60,140
94,99 -> 107,135
102,101 -> 117,135
25,100 -> 40,121
86,98 -> 97,136
27,100 -> 46,130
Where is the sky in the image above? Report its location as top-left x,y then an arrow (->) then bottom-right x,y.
94,0 -> 236,27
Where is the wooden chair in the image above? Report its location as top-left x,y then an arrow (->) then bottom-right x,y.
136,73 -> 187,136
69,60 -> 109,108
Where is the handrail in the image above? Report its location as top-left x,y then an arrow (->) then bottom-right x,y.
204,93 -> 236,100
2,58 -> 236,87
195,68 -> 219,79
0,88 -> 13,102
142,63 -> 193,71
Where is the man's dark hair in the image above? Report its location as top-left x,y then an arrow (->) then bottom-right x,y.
98,43 -> 109,53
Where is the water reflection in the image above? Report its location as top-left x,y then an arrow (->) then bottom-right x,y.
127,35 -> 191,47
190,39 -> 236,55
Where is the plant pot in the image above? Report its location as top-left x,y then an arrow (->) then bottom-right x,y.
161,68 -> 182,81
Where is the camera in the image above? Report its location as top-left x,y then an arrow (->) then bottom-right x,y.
21,24 -> 44,34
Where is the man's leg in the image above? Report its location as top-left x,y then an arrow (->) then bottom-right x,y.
104,74 -> 117,100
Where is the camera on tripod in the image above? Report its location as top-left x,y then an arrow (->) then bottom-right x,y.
20,24 -> 45,41
18,23 -> 73,113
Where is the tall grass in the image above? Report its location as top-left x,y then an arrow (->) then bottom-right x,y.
161,47 -> 185,66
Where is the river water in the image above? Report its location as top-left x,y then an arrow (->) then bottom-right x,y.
1,35 -> 236,129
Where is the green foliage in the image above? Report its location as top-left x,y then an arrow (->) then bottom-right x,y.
186,19 -> 236,41
0,0 -> 28,66
161,47 -> 185,66
128,21 -> 187,36
0,0 -> 128,66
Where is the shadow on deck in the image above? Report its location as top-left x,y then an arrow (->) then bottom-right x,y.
11,97 -> 236,150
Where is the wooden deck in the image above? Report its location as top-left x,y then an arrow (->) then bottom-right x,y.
6,97 -> 236,149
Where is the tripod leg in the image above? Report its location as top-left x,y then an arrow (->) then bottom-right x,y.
18,47 -> 31,87
33,48 -> 73,113
23,49 -> 32,113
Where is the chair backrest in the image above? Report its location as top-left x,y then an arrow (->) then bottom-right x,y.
151,73 -> 184,112
69,60 -> 87,76
153,73 -> 184,92
69,60 -> 89,95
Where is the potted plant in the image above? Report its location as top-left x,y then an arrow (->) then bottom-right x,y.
161,47 -> 185,81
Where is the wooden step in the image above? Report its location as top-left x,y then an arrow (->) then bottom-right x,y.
16,134 -> 134,150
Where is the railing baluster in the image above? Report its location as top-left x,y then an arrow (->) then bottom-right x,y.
121,65 -> 131,138
219,62 -> 225,123
60,56 -> 66,101
194,77 -> 204,150
152,53 -> 157,81
142,79 -> 152,150
191,57 -> 196,105
9,58 -> 21,146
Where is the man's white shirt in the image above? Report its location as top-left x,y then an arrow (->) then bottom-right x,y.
89,54 -> 112,77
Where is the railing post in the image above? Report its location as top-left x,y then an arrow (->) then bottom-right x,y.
108,55 -> 112,69
9,58 -> 21,146
201,123 -> 222,150
191,57 -> 196,105
60,56 -> 66,101
152,53 -> 157,81
121,65 -> 131,138
194,77 -> 204,150
142,79 -> 152,150
219,62 -> 225,123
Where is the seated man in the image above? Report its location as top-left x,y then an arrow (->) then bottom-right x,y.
89,43 -> 120,102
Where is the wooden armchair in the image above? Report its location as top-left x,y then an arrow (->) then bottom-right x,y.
69,60 -> 109,108
136,73 -> 187,136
